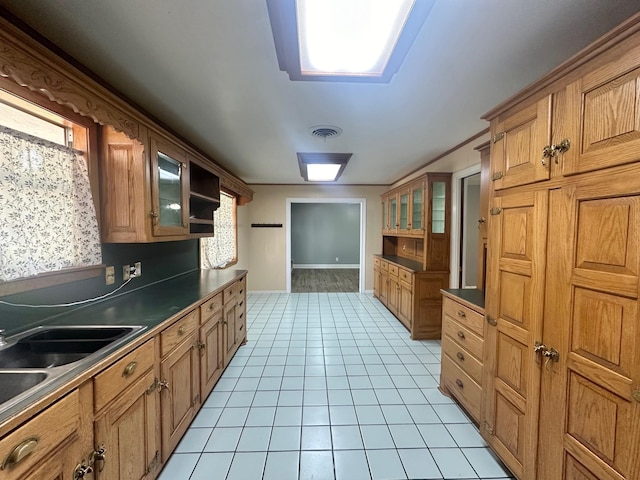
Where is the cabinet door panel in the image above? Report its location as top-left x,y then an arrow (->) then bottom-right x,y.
563,45 -> 640,176
538,175 -> 640,480
200,317 -> 223,401
160,333 -> 199,461
484,190 -> 548,480
223,301 -> 238,365
95,370 -> 160,480
492,96 -> 552,190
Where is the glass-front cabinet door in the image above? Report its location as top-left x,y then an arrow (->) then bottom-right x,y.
431,181 -> 447,234
150,134 -> 189,236
389,195 -> 397,232
399,191 -> 409,232
410,181 -> 424,234
382,197 -> 388,233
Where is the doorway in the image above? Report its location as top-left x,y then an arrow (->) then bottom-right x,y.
450,165 -> 481,288
286,198 -> 366,293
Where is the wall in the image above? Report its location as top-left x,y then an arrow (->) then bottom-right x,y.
0,240 -> 199,333
244,185 -> 387,292
291,203 -> 360,266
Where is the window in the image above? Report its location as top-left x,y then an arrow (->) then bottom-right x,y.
0,87 -> 102,290
200,191 -> 237,268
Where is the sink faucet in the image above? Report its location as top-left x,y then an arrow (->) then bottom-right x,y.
0,330 -> 6,347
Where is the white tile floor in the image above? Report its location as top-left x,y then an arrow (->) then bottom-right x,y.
159,293 -> 513,480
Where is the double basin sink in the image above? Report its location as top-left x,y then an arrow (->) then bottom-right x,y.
0,325 -> 145,416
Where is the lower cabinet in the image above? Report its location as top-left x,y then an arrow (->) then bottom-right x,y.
159,326 -> 200,461
94,368 -> 161,480
439,293 -> 485,423
0,273 -> 248,480
373,256 -> 448,339
94,338 -> 161,480
0,389 -> 88,480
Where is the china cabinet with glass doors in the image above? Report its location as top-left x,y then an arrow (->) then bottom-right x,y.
375,173 -> 451,339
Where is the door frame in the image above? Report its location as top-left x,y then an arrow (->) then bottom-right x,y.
450,164 -> 481,288
286,197 -> 367,293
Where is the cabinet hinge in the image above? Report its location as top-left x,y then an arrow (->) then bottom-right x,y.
633,390 -> 640,403
491,172 -> 503,181
492,132 -> 505,143
146,451 -> 160,475
486,315 -> 497,326
490,207 -> 502,215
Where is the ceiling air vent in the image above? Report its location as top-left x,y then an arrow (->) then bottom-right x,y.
309,125 -> 342,139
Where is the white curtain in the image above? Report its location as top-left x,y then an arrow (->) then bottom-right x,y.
0,125 -> 102,281
201,192 -> 236,268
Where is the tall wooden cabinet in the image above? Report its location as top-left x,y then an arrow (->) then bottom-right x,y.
483,14 -> 640,480
374,173 -> 451,339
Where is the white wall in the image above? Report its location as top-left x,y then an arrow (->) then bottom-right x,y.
241,184 -> 387,292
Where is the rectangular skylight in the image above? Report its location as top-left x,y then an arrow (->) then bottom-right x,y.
296,0 -> 415,77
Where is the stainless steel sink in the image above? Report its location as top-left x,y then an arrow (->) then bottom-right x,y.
0,372 -> 49,405
0,327 -> 138,368
0,325 -> 145,418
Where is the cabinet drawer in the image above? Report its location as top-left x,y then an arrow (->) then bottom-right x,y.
161,309 -> 199,357
200,292 -> 223,324
399,268 -> 412,284
237,277 -> 246,297
443,318 -> 483,360
223,283 -> 237,303
441,355 -> 481,422
374,257 -> 381,267
94,338 -> 155,412
388,264 -> 399,277
443,297 -> 484,337
0,390 -> 79,476
380,260 -> 388,272
442,334 -> 483,384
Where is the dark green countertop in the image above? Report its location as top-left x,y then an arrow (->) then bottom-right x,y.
0,269 -> 246,427
441,288 -> 485,310
374,254 -> 423,272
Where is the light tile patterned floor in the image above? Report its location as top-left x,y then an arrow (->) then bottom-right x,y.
158,292 -> 513,480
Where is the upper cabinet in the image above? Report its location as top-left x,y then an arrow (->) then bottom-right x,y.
381,178 -> 427,237
150,133 -> 190,237
100,126 -> 222,243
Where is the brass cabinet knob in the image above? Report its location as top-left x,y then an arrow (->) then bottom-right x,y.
457,331 -> 465,340
122,361 -> 138,378
177,325 -> 185,335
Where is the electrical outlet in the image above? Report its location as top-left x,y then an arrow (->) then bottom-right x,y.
105,266 -> 115,285
134,262 -> 142,277
123,265 -> 130,281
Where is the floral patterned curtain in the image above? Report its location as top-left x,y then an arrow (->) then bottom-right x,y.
201,192 -> 236,268
0,125 -> 102,281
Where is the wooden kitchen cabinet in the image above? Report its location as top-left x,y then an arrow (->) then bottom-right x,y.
159,310 -> 200,461
94,339 -> 161,480
440,293 -> 486,423
375,173 -> 451,339
482,17 -> 640,480
0,389 -> 88,480
100,125 -> 220,243
199,292 -> 224,400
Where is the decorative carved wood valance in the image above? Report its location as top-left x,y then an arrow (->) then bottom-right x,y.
0,14 -> 253,203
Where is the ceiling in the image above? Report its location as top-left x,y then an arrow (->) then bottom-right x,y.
2,1 -> 639,185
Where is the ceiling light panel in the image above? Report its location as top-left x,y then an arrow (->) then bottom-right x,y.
297,0 -> 415,77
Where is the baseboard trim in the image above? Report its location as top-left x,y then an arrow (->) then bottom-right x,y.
292,264 -> 360,269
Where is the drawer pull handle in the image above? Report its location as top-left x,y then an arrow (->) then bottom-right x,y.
457,310 -> 466,318
456,379 -> 464,389
122,361 -> 138,378
209,303 -> 215,311
457,331 -> 465,340
178,325 -> 186,336
2,436 -> 39,470
456,352 -> 465,361
196,341 -> 206,351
